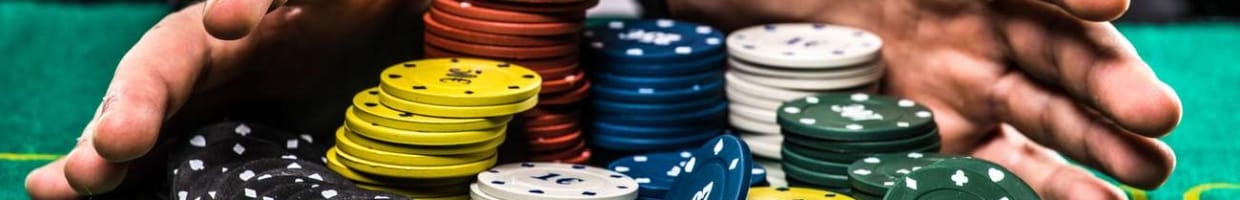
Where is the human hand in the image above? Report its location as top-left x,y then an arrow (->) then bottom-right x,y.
669,0 -> 1181,199
25,0 -> 428,198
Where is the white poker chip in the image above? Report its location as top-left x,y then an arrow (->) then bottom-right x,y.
724,86 -> 783,111
728,103 -> 776,124
470,183 -> 502,200
730,64 -> 885,90
738,133 -> 782,160
754,159 -> 788,187
476,162 -> 639,200
728,58 -> 881,79
725,72 -> 819,102
727,23 -> 883,68
729,114 -> 780,135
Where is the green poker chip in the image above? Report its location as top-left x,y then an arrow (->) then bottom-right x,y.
783,128 -> 941,153
850,191 -> 884,200
846,152 -> 960,195
885,158 -> 1041,200
782,161 -> 851,188
781,138 -> 942,164
781,147 -> 851,175
777,93 -> 935,141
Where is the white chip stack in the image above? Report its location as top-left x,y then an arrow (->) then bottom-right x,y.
722,23 -> 886,184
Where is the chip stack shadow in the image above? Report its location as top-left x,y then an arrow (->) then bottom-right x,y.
327,58 -> 540,199
582,19 -> 729,162
422,0 -> 599,164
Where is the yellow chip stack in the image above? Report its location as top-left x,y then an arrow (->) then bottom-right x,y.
326,58 -> 541,199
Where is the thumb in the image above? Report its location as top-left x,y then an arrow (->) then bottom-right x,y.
202,0 -> 287,40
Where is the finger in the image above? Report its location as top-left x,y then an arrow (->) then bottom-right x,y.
63,142 -> 130,195
988,71 -> 1175,189
26,159 -> 78,200
203,0 -> 286,40
1025,0 -> 1131,21
971,125 -> 1128,200
998,0 -> 1182,137
92,7 -> 209,163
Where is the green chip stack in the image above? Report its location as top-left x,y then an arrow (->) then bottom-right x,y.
775,93 -> 941,192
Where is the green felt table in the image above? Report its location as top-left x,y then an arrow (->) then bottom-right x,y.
2,2 -> 1238,199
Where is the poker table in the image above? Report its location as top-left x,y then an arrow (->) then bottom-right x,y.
2,2 -> 1238,199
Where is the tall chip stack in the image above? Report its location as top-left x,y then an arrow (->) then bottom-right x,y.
722,23 -> 887,186
421,0 -> 599,164
326,58 -> 541,199
581,19 -> 729,161
775,93 -> 941,192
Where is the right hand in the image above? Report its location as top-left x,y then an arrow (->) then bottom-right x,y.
25,0 -> 429,198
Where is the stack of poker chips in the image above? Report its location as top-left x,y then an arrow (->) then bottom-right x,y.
721,23 -> 886,186
844,153 -> 1040,200
326,58 -> 541,199
775,93 -> 941,192
422,0 -> 598,164
581,19 -> 729,160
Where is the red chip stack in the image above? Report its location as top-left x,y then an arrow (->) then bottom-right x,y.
422,0 -> 597,164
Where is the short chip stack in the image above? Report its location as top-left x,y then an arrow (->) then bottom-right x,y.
421,0 -> 598,164
846,153 -> 1041,200
326,58 -> 541,199
582,19 -> 728,157
470,162 -> 641,200
775,93 -> 941,192
722,23 -> 886,189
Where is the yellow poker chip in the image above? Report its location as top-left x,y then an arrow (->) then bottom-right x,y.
378,88 -> 538,118
356,182 -> 470,198
336,127 -> 496,166
325,148 -> 475,187
345,108 -> 505,146
351,88 -> 512,132
339,127 -> 504,155
380,58 -> 542,106
333,146 -> 498,179
748,187 -> 856,200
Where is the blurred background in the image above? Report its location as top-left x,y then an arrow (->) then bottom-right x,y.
1,0 -> 1237,199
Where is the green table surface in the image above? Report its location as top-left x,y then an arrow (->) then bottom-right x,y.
2,2 -> 1239,199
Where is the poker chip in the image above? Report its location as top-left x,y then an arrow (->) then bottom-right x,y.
325,148 -> 476,187
785,128 -> 941,153
728,102 -> 776,123
591,77 -> 724,102
589,120 -> 723,138
584,19 -> 724,63
724,86 -> 784,111
430,9 -> 583,36
724,71 -> 835,101
335,130 -> 496,166
591,94 -> 725,114
592,100 -> 727,125
747,187 -> 856,200
730,65 -> 885,90
538,81 -> 591,105
424,14 -> 577,47
540,70 -> 588,94
726,23 -> 883,68
432,0 -> 585,23
728,57 -> 881,79
846,153 -> 959,195
379,58 -> 541,107
425,31 -> 578,59
529,140 -> 586,161
593,53 -> 725,76
738,133 -> 782,160
424,45 -> 582,71
729,113 -> 780,135
475,162 -> 640,200
470,183 -> 502,200
590,130 -> 722,152
885,158 -> 1040,200
464,0 -> 600,13
663,135 -> 754,199
333,147 -> 498,179
350,88 -> 513,132
782,162 -> 850,188
592,69 -> 723,89
378,89 -> 539,118
780,147 -> 850,175
523,122 -> 579,139
339,127 -> 505,156
519,109 -> 579,127
777,93 -> 935,141
528,130 -> 583,152
608,150 -> 769,198
343,111 -> 505,146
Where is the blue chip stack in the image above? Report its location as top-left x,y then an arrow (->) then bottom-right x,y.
582,19 -> 728,157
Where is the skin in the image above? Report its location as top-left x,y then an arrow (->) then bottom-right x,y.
26,0 -> 1180,199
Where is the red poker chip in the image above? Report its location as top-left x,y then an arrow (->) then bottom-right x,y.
539,70 -> 586,94
433,0 -> 585,23
538,80 -> 590,105
429,9 -> 582,36
529,140 -> 586,161
557,148 -> 591,164
523,122 -> 578,139
528,130 -> 581,152
423,13 -> 577,47
519,104 -> 582,118
423,45 -> 580,79
466,0 -> 599,13
424,31 -> 576,59
519,110 -> 579,127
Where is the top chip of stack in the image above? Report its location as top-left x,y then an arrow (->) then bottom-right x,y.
582,19 -> 729,158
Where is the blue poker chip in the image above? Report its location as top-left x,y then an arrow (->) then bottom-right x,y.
608,151 -> 692,198
592,93 -> 725,115
750,163 -> 767,186
584,19 -> 725,64
663,135 -> 753,200
593,100 -> 727,125
590,129 -> 723,152
590,120 -> 724,138
591,77 -> 724,102
592,53 -> 726,76
592,69 -> 724,89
